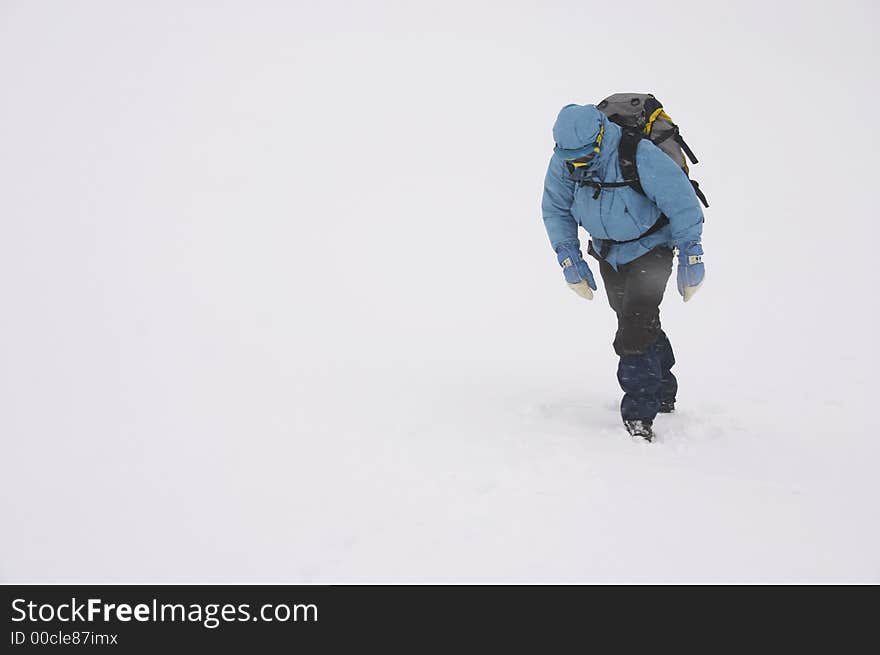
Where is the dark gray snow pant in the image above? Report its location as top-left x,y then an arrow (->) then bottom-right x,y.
597,245 -> 677,422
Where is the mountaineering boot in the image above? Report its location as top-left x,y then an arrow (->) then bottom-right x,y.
624,419 -> 654,442
658,400 -> 675,413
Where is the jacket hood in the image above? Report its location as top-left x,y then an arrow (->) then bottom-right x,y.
553,104 -> 605,154
552,104 -> 621,173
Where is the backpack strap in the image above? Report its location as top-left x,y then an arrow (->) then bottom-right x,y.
691,180 -> 709,208
617,128 -> 645,197
575,179 -> 631,200
572,127 -> 644,200
674,134 -> 699,165
619,126 -> 709,208
588,215 -> 670,260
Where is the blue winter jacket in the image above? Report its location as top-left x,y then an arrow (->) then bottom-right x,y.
542,104 -> 703,270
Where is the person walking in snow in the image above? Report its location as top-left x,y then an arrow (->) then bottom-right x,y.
541,102 -> 705,441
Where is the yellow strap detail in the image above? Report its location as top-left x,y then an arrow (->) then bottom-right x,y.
644,107 -> 669,136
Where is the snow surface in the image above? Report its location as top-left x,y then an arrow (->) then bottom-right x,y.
1,0 -> 878,583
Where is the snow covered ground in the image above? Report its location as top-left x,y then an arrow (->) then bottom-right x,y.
1,0 -> 877,582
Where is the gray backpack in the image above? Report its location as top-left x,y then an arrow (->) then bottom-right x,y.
594,93 -> 708,208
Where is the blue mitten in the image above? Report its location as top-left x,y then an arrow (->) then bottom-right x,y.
676,241 -> 705,302
555,243 -> 596,300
